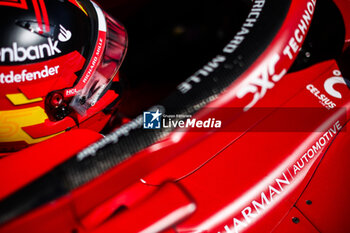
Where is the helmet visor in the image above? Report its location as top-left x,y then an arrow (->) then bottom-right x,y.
70,6 -> 127,116
45,1 -> 127,120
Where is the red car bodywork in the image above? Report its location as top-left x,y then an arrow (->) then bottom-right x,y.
1,0 -> 350,232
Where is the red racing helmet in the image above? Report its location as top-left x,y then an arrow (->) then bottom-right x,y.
0,0 -> 127,152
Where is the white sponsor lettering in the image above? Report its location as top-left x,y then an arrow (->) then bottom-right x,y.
236,0 -> 315,111
237,53 -> 287,111
65,88 -> 77,96
220,120 -> 342,233
82,38 -> 104,84
223,0 -> 265,53
292,120 -> 341,174
220,172 -> 291,233
89,83 -> 106,106
0,65 -> 60,84
177,0 -> 265,94
306,84 -> 336,109
283,0 -> 316,60
178,55 -> 226,94
0,38 -> 62,62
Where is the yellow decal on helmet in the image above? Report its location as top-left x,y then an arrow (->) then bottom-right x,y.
68,0 -> 88,16
0,106 -> 61,144
6,93 -> 42,105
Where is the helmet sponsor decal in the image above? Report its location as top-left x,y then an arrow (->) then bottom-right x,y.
58,25 -> 72,42
0,65 -> 59,85
80,37 -> 105,85
0,51 -> 83,86
0,35 -> 72,63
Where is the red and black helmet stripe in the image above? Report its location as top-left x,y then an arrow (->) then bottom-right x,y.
0,0 -> 49,33
31,0 -> 50,33
0,0 -> 28,9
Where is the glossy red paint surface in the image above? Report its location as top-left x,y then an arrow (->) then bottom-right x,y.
295,123 -> 350,232
1,0 -> 350,233
273,207 -> 318,233
0,129 -> 102,200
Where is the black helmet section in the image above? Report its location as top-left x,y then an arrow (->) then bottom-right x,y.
0,0 -> 96,69
0,0 -> 100,123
